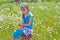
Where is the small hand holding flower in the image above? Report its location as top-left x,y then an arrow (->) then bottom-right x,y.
18,23 -> 24,30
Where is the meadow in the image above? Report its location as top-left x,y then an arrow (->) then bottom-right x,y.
0,1 -> 60,40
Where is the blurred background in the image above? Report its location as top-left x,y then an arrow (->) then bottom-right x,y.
0,0 -> 60,40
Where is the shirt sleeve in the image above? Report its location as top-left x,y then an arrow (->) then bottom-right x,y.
29,12 -> 34,19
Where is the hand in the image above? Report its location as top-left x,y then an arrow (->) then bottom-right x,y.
20,24 -> 23,26
18,23 -> 23,26
18,25 -> 23,30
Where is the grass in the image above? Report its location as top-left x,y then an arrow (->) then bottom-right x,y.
0,2 -> 60,40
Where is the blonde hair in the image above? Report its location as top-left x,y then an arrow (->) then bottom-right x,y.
20,3 -> 30,11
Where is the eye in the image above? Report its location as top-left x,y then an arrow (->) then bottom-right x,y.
21,8 -> 25,11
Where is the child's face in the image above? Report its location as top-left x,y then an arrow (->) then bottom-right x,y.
21,7 -> 28,15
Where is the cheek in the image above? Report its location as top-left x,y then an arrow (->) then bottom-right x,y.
24,11 -> 27,13
22,11 -> 25,14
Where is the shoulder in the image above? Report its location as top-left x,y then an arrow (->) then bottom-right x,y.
28,12 -> 33,17
27,12 -> 34,20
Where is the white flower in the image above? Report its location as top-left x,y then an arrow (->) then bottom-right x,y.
7,26 -> 9,29
56,32 -> 58,34
13,25 -> 16,27
12,22 -> 15,24
57,2 -> 60,5
58,16 -> 60,19
42,25 -> 45,28
0,15 -> 3,21
31,6 -> 35,8
37,34 -> 39,36
54,15 -> 57,18
0,26 -> 2,28
5,28 -> 7,30
50,34 -> 52,37
1,9 -> 4,12
47,27 -> 52,33
54,39 -> 56,40
40,20 -> 43,24
15,17 -> 19,20
54,5 -> 59,9
4,8 -> 10,11
38,6 -> 47,10
59,22 -> 60,24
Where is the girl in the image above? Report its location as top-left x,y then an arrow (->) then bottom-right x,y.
11,3 -> 34,40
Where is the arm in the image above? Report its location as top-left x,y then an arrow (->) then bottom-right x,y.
18,18 -> 24,26
18,18 -> 24,29
21,17 -> 33,26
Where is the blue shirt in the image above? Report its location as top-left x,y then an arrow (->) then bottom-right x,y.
22,12 -> 34,29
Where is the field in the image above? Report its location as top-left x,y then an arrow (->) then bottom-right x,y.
0,1 -> 60,40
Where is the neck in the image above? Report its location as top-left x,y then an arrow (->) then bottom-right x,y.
25,13 -> 28,17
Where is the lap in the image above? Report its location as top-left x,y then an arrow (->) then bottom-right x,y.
12,27 -> 32,39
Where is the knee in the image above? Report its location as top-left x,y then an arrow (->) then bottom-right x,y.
22,34 -> 32,40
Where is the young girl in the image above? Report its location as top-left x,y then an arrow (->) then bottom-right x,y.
11,3 -> 34,40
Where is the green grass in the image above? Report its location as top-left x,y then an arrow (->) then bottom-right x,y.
0,2 -> 60,40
